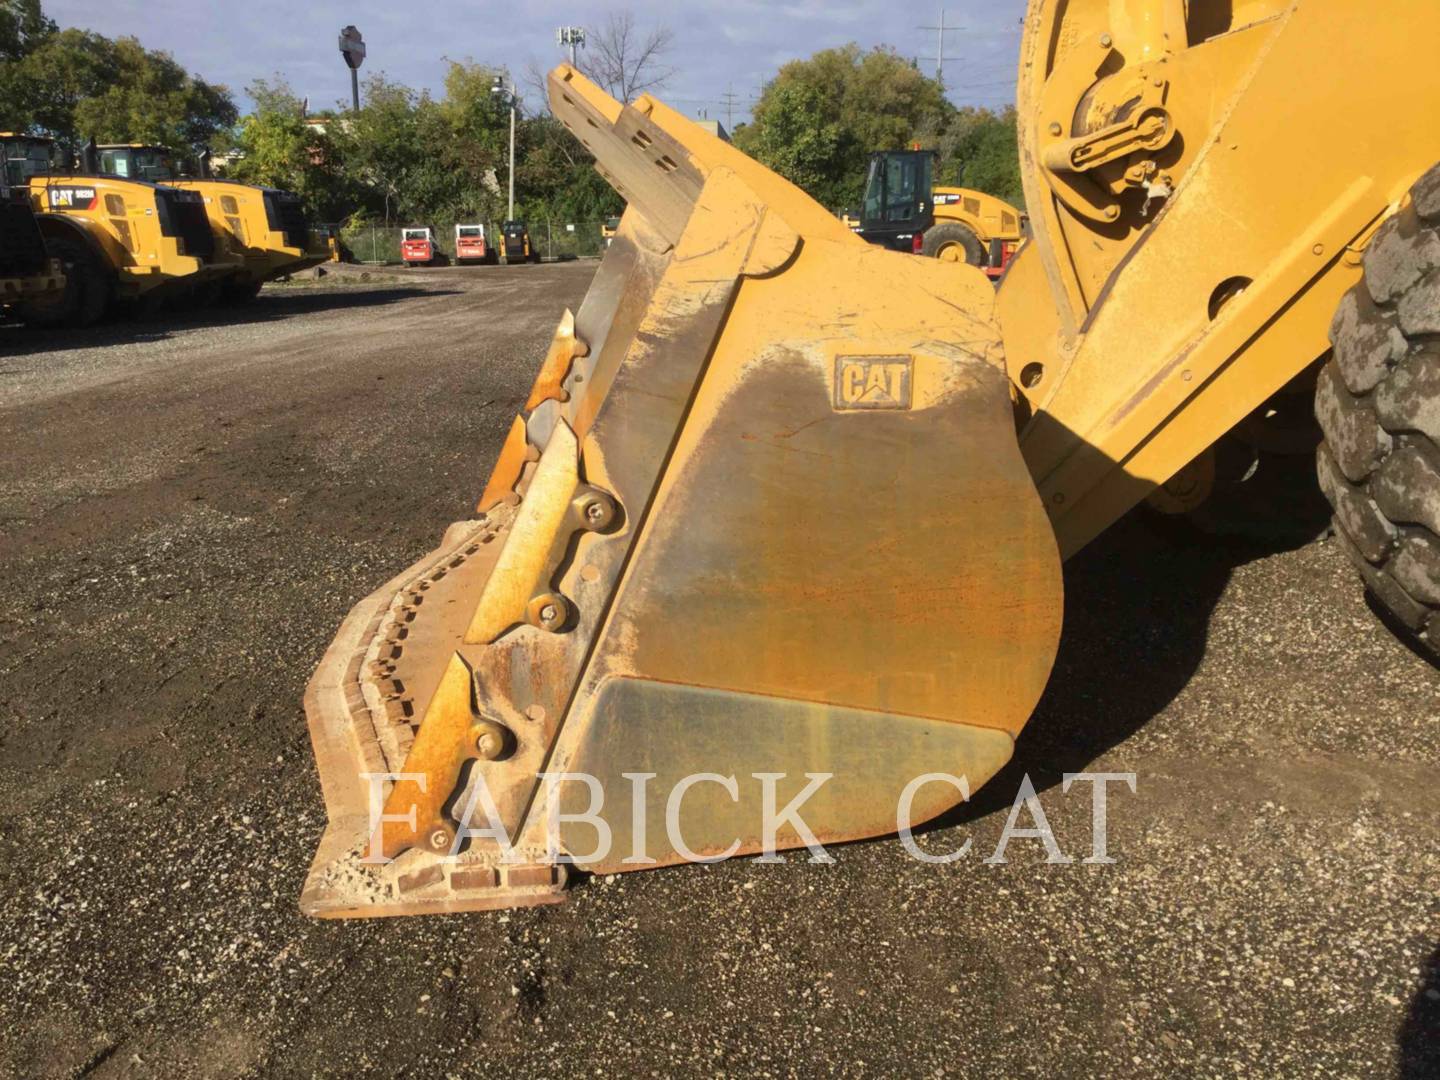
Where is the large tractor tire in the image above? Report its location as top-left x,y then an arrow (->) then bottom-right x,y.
222,278 -> 264,305
190,279 -> 224,309
1315,163 -> 1440,659
18,236 -> 110,329
921,221 -> 986,266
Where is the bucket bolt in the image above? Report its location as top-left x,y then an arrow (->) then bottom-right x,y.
573,487 -> 617,531
471,718 -> 513,761
425,822 -> 456,854
527,592 -> 571,633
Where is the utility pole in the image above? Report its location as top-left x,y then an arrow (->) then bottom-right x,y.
556,26 -> 586,66
492,76 -> 516,220
917,9 -> 962,84
720,84 -> 738,131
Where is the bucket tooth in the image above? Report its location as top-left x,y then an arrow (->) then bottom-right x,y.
300,66 -> 1062,917
525,308 -> 589,410
475,415 -> 536,513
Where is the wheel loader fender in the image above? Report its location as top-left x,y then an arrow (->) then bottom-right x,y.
300,66 -> 1063,916
1004,0 -> 1440,558
34,213 -> 117,276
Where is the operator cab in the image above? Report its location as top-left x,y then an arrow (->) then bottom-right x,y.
858,149 -> 935,254
0,134 -> 56,187
96,144 -> 176,181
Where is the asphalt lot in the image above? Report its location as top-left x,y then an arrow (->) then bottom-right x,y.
1,261 -> 1436,1078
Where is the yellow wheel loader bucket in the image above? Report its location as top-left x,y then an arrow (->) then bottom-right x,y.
301,67 -> 1062,917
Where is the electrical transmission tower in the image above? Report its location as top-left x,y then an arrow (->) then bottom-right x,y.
719,85 -> 740,131
917,8 -> 965,83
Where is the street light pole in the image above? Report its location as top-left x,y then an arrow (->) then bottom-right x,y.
493,75 -> 516,220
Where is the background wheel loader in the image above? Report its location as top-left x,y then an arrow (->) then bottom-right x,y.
854,149 -> 1026,278
0,180 -> 63,313
1,134 -> 230,326
95,143 -> 330,302
301,0 -> 1440,918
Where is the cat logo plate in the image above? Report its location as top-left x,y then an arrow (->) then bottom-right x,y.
834,355 -> 913,410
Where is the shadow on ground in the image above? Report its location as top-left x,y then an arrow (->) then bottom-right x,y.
1399,944 -> 1440,1079
931,448 -> 1336,827
0,286 -> 454,358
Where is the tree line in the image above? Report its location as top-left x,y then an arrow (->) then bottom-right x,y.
735,44 -> 1024,212
1,1 -> 1024,233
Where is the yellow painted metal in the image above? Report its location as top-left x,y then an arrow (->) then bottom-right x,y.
169,178 -> 330,284
299,1 -> 1440,915
5,133 -> 228,299
1004,0 -> 1440,557
375,651 -> 479,858
524,308 -> 589,410
300,64 -> 1061,915
931,186 -> 1025,246
94,144 -> 330,285
463,419 -> 581,644
475,414 -> 536,512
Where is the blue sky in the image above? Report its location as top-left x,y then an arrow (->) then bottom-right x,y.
44,0 -> 1026,123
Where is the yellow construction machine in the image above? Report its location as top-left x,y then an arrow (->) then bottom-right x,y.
95,144 -> 330,301
852,149 -> 1026,276
0,180 -> 63,312
302,0 -> 1440,917
1,134 -> 229,325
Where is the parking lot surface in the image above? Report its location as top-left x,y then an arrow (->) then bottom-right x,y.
1,262 -> 1436,1077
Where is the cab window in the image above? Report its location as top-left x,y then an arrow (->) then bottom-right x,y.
100,150 -> 130,177
884,155 -> 919,223
862,158 -> 883,222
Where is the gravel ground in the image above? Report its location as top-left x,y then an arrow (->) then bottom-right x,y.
1,262 -> 1436,1078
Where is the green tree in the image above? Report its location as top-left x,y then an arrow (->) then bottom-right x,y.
733,81 -> 846,204
335,73 -> 446,224
431,60 -> 509,222
933,105 -> 1023,209
515,113 -> 621,221
73,35 -> 236,149
1,24 -> 234,159
738,45 -> 951,208
0,0 -> 54,62
227,78 -> 352,219
0,28 -> 113,149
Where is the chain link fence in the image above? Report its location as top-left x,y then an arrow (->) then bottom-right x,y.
336,219 -> 612,265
